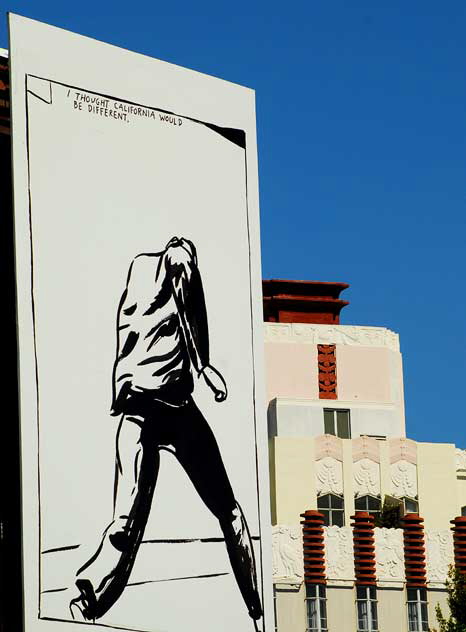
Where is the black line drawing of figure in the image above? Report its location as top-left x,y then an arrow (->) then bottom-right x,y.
69,236 -> 263,630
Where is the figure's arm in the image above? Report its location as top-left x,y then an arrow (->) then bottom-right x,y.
110,257 -> 144,415
165,237 -> 227,402
201,364 -> 227,402
114,257 -> 146,357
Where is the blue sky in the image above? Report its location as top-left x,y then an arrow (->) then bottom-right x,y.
2,1 -> 466,446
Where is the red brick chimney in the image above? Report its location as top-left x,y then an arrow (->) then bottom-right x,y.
263,279 -> 349,325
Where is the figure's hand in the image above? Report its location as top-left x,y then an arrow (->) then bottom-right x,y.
201,365 -> 227,402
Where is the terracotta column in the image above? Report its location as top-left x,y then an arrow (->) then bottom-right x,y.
450,516 -> 466,574
401,514 -> 427,587
351,511 -> 376,585
300,510 -> 326,584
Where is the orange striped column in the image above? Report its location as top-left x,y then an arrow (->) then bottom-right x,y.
351,511 -> 376,585
300,510 -> 326,584
450,516 -> 466,574
401,514 -> 427,587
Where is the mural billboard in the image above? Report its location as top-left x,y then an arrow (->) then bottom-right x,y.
9,14 -> 271,632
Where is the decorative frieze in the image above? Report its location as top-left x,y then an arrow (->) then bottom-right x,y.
389,431 -> 418,502
323,526 -> 354,583
374,528 -> 405,585
390,460 -> 418,499
425,530 -> 454,584
264,322 -> 400,352
389,438 -> 417,465
354,459 -> 380,497
315,435 -> 343,462
272,525 -> 304,583
352,436 -> 380,463
316,457 -> 344,496
296,515 -> 456,589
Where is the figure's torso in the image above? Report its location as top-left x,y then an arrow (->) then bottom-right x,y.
113,253 -> 193,410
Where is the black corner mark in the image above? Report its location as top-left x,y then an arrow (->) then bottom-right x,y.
203,124 -> 246,149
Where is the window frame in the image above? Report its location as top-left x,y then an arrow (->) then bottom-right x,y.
273,584 -> 278,632
406,587 -> 429,632
354,495 -> 382,520
305,583 -> 328,632
323,408 -> 351,439
317,493 -> 345,527
356,585 -> 379,632
403,497 -> 419,515
361,434 -> 387,441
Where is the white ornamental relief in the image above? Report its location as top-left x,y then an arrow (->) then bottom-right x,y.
264,322 -> 400,351
426,530 -> 454,584
324,526 -> 354,581
456,449 -> 466,472
264,323 -> 293,342
316,457 -> 344,496
272,525 -> 304,583
374,528 -> 405,583
390,460 -> 417,498
353,459 -> 380,497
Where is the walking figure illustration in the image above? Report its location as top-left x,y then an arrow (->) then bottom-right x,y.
70,236 -> 263,630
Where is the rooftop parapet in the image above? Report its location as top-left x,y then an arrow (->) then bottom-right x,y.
263,278 -> 349,325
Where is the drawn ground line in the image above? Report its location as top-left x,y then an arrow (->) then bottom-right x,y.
41,534 -> 261,555
41,615 -> 162,632
42,571 -> 231,594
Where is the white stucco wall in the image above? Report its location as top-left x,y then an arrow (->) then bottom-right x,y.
264,322 -> 406,439
269,398 -> 405,439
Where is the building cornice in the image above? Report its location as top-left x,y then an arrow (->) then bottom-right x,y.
264,322 -> 400,352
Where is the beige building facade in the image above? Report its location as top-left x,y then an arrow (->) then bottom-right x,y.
265,280 -> 466,632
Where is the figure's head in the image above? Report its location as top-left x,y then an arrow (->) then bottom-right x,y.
165,236 -> 197,265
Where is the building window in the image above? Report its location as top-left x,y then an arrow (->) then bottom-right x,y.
355,495 -> 381,520
407,588 -> 429,631
403,498 -> 419,514
323,409 -> 351,438
317,494 -> 345,526
305,584 -> 328,632
356,585 -> 379,632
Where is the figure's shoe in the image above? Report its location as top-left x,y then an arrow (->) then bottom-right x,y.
71,578 -> 97,621
69,596 -> 86,622
224,502 -> 263,622
247,592 -> 263,620
252,617 -> 263,632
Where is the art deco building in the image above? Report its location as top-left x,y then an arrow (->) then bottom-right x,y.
265,279 -> 466,632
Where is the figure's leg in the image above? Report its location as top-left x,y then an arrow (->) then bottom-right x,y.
73,416 -> 159,620
172,399 -> 262,621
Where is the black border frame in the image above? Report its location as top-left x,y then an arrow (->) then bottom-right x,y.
24,74 -> 265,632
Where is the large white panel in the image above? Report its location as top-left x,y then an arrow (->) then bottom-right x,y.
9,14 -> 272,632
